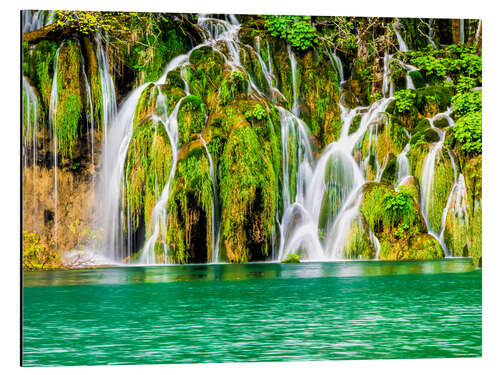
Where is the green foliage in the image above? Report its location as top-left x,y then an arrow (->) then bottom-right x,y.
219,126 -> 276,262
450,112 -> 482,154
281,253 -> 300,263
264,15 -> 318,50
394,89 -> 416,113
166,148 -> 213,263
383,191 -> 413,223
54,10 -> 131,34
56,42 -> 84,159
244,103 -> 267,121
452,90 -> 482,117
23,231 -> 62,271
178,95 -> 206,145
405,44 -> 482,84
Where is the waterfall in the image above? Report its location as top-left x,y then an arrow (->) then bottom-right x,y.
95,34 -> 118,181
80,54 -> 95,168
438,173 -> 469,254
370,231 -> 381,259
394,24 -> 408,52
49,47 -> 61,250
99,83 -> 150,260
139,100 -> 182,264
22,76 -> 39,215
419,108 -> 455,253
327,49 -> 345,84
460,19 -> 465,44
427,19 -> 437,48
135,15 -> 247,264
396,143 -> 411,185
201,134 -> 220,263
287,45 -> 300,116
22,10 -> 54,32
278,98 -> 393,261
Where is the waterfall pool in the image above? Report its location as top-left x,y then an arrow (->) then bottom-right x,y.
22,258 -> 481,366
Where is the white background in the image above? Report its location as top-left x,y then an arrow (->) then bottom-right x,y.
2,1 -> 498,373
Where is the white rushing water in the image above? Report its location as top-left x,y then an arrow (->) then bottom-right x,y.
49,47 -> 61,250
278,96 -> 393,261
200,134 -> 220,263
419,108 -> 456,254
22,10 -> 55,33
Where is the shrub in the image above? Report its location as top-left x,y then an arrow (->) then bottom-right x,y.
264,15 -> 318,50
394,89 -> 416,113
450,112 -> 482,154
452,90 -> 482,117
23,231 -> 62,271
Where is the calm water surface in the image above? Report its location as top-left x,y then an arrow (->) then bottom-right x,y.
22,259 -> 481,366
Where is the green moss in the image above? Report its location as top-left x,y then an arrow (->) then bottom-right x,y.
359,182 -> 439,260
240,45 -> 269,95
342,218 -> 375,259
415,86 -> 452,117
405,233 -> 445,260
55,41 -> 84,159
397,176 -> 420,203
165,147 -> 214,264
218,70 -> 249,105
178,95 -> 206,145
281,253 -> 300,263
380,157 -> 397,185
349,115 -> 361,135
422,148 -> 455,234
408,70 -> 426,89
25,40 -> 58,112
433,116 -> 450,129
219,125 -> 277,263
123,117 -> 172,237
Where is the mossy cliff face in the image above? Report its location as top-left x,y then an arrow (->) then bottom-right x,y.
22,36 -> 107,252
22,14 -> 481,266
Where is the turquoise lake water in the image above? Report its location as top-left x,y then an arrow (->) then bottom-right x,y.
22,259 -> 481,366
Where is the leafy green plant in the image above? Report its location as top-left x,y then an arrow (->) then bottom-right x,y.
383,191 -> 413,221
264,15 -> 318,50
23,231 -> 62,271
450,112 -> 482,154
452,90 -> 482,117
394,89 -> 416,113
281,253 -> 300,263
245,104 -> 267,121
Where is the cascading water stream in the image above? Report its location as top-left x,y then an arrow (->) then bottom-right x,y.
200,134 -> 220,263
138,100 -> 182,264
49,46 -> 61,250
396,143 -> 411,186
22,10 -> 55,32
278,97 -> 393,261
419,108 -> 455,254
394,22 -> 408,52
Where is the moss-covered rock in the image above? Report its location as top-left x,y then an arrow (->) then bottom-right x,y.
55,40 -> 84,159
397,175 -> 420,202
359,182 -> 443,260
219,125 -> 277,263
281,253 -> 300,263
123,117 -> 172,241
166,147 -> 214,264
380,154 -> 397,185
342,217 -> 376,259
178,95 -> 206,145
408,70 -> 426,89
415,86 -> 452,117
